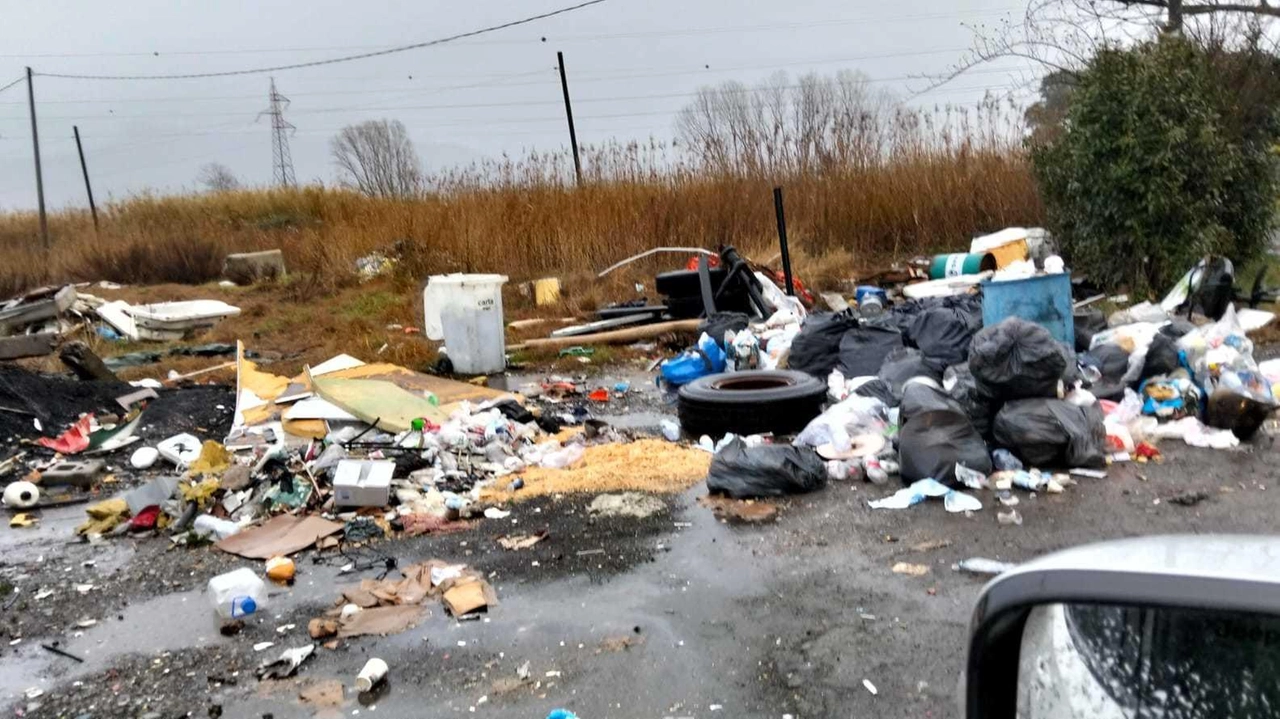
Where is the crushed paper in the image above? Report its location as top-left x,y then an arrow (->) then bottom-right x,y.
484,439 -> 711,502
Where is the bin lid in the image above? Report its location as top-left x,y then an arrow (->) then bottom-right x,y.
428,273 -> 508,286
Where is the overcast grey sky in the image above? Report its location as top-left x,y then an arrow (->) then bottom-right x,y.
0,0 -> 1041,210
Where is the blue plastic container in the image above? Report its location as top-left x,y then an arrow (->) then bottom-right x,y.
981,274 -> 1074,345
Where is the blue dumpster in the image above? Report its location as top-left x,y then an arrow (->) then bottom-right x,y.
981,274 -> 1074,344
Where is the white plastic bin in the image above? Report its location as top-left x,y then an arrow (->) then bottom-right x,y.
435,274 -> 508,374
422,274 -> 459,340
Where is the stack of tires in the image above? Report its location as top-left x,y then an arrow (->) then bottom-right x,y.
657,268 -> 753,319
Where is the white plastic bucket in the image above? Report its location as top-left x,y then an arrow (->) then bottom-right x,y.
435,274 -> 508,374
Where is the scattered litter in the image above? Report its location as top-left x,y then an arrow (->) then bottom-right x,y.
257,644 -> 314,679
891,562 -> 930,576
954,558 -> 1018,576
863,679 -> 878,696
497,532 -> 548,550
997,510 -> 1023,526
356,657 -> 389,692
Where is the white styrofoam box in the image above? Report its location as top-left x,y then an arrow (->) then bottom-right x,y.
333,459 -> 395,508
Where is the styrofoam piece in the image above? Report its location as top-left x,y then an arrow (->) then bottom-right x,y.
284,397 -> 358,421
333,459 -> 395,507
157,433 -> 203,467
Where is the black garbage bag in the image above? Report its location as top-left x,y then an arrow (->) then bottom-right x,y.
853,377 -> 896,407
1161,319 -> 1197,339
992,398 -> 1106,468
908,305 -> 981,373
1192,257 -> 1235,321
1081,344 -> 1131,401
897,383 -> 992,486
877,347 -> 943,404
837,325 -> 904,378
969,318 -> 1066,400
705,438 -> 827,498
1141,332 -> 1181,381
698,312 -> 750,345
944,362 -> 999,440
788,311 -> 859,378
1074,308 -> 1107,353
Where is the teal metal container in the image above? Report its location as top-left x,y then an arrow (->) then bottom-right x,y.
929,253 -> 996,279
981,273 -> 1074,344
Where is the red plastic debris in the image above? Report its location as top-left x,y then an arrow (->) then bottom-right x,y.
1134,442 -> 1161,460
129,505 -> 162,530
588,388 -> 610,403
685,255 -> 722,271
37,415 -> 93,455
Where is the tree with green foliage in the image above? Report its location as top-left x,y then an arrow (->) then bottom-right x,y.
1032,38 -> 1279,294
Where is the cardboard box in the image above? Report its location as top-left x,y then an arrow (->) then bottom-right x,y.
333,460 -> 394,508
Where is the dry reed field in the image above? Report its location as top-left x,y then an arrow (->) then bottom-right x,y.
0,97 -> 1042,298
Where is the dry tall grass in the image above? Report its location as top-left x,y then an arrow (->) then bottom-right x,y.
0,99 -> 1042,297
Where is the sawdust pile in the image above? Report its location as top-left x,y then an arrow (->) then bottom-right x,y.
488,439 -> 711,502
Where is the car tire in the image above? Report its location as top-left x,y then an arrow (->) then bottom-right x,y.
656,268 -> 727,297
677,370 -> 828,438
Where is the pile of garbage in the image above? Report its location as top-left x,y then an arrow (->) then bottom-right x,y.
0,282 -> 241,362
641,231 -> 1278,518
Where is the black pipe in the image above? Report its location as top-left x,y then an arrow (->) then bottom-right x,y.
773,187 -> 795,296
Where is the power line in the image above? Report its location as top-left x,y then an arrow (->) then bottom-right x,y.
0,66 -> 1030,122
33,0 -> 609,81
0,76 -> 24,95
0,8 -> 1021,59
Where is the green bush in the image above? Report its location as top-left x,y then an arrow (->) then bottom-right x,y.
1032,38 -> 1279,295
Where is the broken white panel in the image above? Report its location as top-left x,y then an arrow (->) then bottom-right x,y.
284,397 -> 358,422
310,354 -> 365,376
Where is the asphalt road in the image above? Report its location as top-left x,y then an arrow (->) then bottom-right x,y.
5,431 -> 1279,719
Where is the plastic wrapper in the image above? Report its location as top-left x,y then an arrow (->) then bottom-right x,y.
794,394 -> 888,454
992,398 -> 1107,468
705,438 -> 827,498
897,383 -> 993,486
970,318 -> 1067,400
1139,371 -> 1201,419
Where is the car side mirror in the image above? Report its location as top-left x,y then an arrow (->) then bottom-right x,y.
965,535 -> 1280,719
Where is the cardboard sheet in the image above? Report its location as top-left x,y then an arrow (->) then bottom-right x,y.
337,605 -> 427,637
215,514 -> 343,559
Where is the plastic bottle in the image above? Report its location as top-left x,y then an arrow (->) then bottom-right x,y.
863,456 -> 889,485
208,567 -> 267,619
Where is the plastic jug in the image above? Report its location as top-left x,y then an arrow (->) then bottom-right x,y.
437,274 -> 508,375
208,567 -> 267,619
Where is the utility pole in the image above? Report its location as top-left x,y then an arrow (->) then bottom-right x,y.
73,126 -> 100,233
26,67 -> 48,251
556,51 -> 582,185
260,77 -> 297,187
